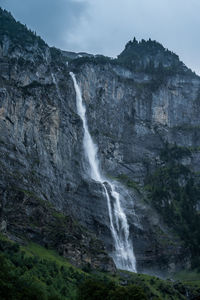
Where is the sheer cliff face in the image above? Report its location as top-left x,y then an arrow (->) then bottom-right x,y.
77,64 -> 200,179
76,64 -> 200,274
0,37 -> 82,207
1,18 -> 200,275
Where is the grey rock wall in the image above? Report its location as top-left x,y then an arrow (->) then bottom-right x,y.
0,32 -> 200,275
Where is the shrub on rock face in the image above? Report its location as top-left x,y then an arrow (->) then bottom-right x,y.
145,144 -> 200,268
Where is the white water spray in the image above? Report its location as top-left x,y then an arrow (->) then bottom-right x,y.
70,72 -> 136,272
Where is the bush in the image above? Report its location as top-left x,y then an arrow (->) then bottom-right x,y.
77,278 -> 147,300
0,237 -> 81,299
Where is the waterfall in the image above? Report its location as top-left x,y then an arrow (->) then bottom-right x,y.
70,72 -> 137,272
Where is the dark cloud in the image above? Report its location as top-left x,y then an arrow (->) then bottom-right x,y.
0,0 -> 89,49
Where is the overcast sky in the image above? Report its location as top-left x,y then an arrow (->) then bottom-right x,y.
0,0 -> 200,74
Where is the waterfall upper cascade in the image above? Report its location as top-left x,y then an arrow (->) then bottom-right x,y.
70,72 -> 137,272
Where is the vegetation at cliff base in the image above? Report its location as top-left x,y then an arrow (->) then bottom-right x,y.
1,234 -> 200,299
77,278 -> 147,300
0,235 -> 148,300
0,235 -> 84,299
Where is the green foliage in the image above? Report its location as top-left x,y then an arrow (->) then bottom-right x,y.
114,174 -> 141,193
109,284 -> 147,300
145,144 -> 200,267
70,55 -> 115,72
70,40 -> 183,87
117,271 -> 195,300
117,38 -> 191,77
120,37 -> 169,58
70,38 -> 195,92
0,236 -> 85,300
160,143 -> 192,162
77,278 -> 147,300
0,254 -> 48,300
50,47 -> 70,66
50,47 -> 63,61
174,269 -> 200,285
0,7 -> 46,48
80,271 -> 198,300
0,238 -> 150,300
0,236 -> 200,299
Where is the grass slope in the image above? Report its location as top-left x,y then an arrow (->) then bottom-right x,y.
0,234 -> 200,299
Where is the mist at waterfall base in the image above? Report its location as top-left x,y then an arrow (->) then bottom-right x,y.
70,72 -> 137,273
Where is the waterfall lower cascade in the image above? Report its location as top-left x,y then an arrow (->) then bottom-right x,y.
70,72 -> 137,272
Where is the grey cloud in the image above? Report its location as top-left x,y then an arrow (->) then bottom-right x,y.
0,0 -> 199,74
66,0 -> 200,74
0,0 -> 89,49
